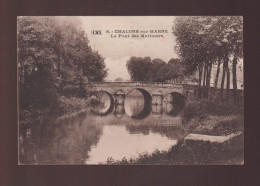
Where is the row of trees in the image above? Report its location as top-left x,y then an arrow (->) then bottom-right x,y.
18,17 -> 107,113
126,57 -> 184,82
173,16 -> 243,102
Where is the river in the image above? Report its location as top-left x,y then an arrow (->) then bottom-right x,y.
19,90 -> 186,165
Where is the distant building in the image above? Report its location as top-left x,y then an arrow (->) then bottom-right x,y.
114,77 -> 124,82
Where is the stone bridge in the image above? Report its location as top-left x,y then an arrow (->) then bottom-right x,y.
88,81 -> 198,105
87,81 -> 243,118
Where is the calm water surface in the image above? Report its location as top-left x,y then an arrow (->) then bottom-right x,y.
19,92 -> 186,165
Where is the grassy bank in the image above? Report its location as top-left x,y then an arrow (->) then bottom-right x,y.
182,99 -> 244,135
103,114 -> 244,165
103,100 -> 244,165
103,132 -> 243,165
19,96 -> 89,125
185,114 -> 244,136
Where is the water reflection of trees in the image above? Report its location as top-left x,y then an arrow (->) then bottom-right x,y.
125,124 -> 185,140
19,111 -> 186,165
19,117 -> 103,165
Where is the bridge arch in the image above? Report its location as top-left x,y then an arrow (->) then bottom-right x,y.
89,90 -> 114,116
163,92 -> 185,116
125,88 -> 152,119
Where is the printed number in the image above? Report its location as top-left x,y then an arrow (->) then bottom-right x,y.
91,30 -> 102,35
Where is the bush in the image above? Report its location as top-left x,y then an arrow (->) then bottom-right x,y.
89,96 -> 102,107
183,100 -> 243,123
57,96 -> 88,114
182,101 -> 209,123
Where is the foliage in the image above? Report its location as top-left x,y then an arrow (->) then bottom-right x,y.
18,17 -> 107,120
103,132 -> 243,165
126,57 -> 184,82
18,17 -> 59,111
57,96 -> 88,114
126,57 -> 152,81
82,51 -> 107,82
182,100 -> 244,123
173,16 -> 243,100
165,58 -> 183,82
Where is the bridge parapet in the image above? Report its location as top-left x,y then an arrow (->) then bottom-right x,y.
89,81 -> 184,88
87,81 -> 199,104
88,81 -> 244,104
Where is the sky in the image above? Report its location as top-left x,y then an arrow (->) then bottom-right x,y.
81,16 -> 177,81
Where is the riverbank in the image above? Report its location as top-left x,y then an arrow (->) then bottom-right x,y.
103,99 -> 244,165
19,97 -> 244,165
19,96 -> 89,125
103,113 -> 244,165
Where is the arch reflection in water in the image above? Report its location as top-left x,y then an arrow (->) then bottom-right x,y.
90,91 -> 114,116
163,92 -> 185,116
124,89 -> 152,119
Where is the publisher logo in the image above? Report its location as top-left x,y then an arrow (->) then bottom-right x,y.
91,30 -> 102,35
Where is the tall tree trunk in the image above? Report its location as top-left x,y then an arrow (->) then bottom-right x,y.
226,61 -> 230,102
233,56 -> 238,104
198,66 -> 203,99
232,45 -> 239,105
203,64 -> 207,86
203,64 -> 207,98
220,55 -> 228,100
214,58 -> 221,88
206,63 -> 212,99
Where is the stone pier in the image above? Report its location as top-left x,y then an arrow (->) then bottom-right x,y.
152,90 -> 163,105
114,90 -> 125,105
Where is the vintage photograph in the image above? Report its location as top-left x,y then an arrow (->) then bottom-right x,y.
18,16 -> 244,165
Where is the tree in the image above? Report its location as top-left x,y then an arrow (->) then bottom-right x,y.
213,16 -> 243,102
82,51 -> 107,82
173,16 -> 243,101
150,58 -> 167,82
126,57 -> 152,81
227,17 -> 243,103
126,56 -> 187,82
173,16 -> 219,98
214,58 -> 221,88
18,17 -> 59,110
18,16 -> 108,117
166,58 -> 183,83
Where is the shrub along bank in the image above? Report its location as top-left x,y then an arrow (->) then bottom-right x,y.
103,99 -> 244,165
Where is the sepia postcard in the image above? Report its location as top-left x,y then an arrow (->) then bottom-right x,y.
18,16 -> 244,165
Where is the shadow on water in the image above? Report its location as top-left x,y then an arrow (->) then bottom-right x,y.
163,92 -> 185,116
125,89 -> 152,119
19,116 -> 103,165
125,124 -> 185,140
90,90 -> 185,119
19,112 -> 185,164
19,90 -> 188,164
